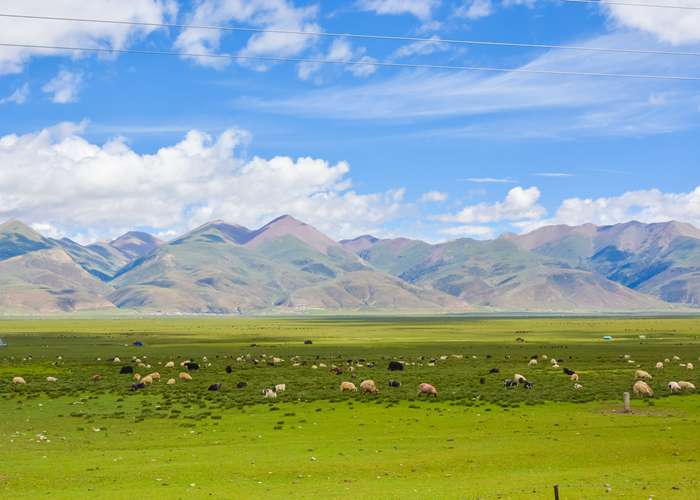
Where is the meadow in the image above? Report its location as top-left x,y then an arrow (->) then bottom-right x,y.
1,316 -> 700,498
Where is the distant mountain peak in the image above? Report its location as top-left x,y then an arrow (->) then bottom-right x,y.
244,215 -> 339,254
110,231 -> 163,259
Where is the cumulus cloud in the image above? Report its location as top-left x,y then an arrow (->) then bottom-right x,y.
357,0 -> 440,20
0,122 -> 406,242
438,186 -> 545,224
0,0 -> 176,75
0,83 -> 29,105
527,186 -> 700,230
438,224 -> 494,238
42,70 -> 83,103
603,1 -> 700,45
174,0 -> 320,70
420,191 -> 448,202
455,0 -> 492,20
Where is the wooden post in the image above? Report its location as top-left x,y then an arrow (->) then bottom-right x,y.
623,392 -> 631,413
554,484 -> 560,499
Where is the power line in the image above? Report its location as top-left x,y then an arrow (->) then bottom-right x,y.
1,41 -> 698,81
564,0 -> 700,10
1,12 -> 700,58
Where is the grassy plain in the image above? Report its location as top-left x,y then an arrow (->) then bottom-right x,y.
1,316 -> 700,498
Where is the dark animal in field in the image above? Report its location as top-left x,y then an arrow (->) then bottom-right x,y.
185,362 -> 200,370
563,368 -> 576,376
523,381 -> 534,389
489,368 -> 500,374
503,379 -> 518,388
132,341 -> 144,347
388,361 -> 404,371
236,381 -> 247,389
208,383 -> 221,391
225,365 -> 233,374
331,367 -> 343,375
388,380 -> 401,388
516,337 -> 525,343
530,355 -> 538,359
304,340 -> 313,345
119,366 -> 134,374
250,343 -> 257,347
131,382 -> 145,391
479,377 -> 486,385
486,354 -> 492,359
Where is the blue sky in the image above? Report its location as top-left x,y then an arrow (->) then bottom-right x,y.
0,0 -> 699,243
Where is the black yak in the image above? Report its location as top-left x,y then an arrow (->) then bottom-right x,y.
208,383 -> 221,391
119,366 -> 134,374
388,380 -> 401,388
185,362 -> 200,370
388,361 -> 404,371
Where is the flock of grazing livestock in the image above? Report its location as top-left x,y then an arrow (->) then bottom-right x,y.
6,349 -> 698,403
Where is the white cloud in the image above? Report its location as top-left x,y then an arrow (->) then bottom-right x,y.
438,186 -> 545,224
42,70 -> 83,103
391,36 -> 451,59
297,38 -> 377,81
439,224 -> 494,238
533,172 -> 573,178
0,83 -> 29,105
0,122 -> 406,241
420,191 -> 448,202
603,1 -> 700,45
455,0 -> 492,20
0,0 -> 176,75
357,0 -> 440,20
174,0 -> 320,70
528,186 -> 700,230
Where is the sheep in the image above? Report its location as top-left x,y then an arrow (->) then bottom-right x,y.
541,354 -> 548,360
133,373 -> 141,381
570,373 -> 579,382
275,384 -> 286,392
12,376 -> 26,385
514,374 -> 527,384
141,375 -> 154,386
664,358 -> 671,363
166,378 -> 176,385
655,362 -> 664,369
311,365 -> 318,370
687,363 -> 694,370
573,383 -> 583,390
418,383 -> 438,397
46,376 -> 58,383
164,361 -> 175,369
633,380 -> 654,397
148,372 -> 161,381
179,372 -> 193,381
340,381 -> 357,392
678,381 -> 696,391
673,355 -> 681,361
113,357 -> 121,363
528,359 -> 538,367
635,369 -> 653,381
550,358 -> 558,365
263,388 -> 277,399
360,379 -> 379,394
552,364 -> 560,369
668,381 -> 682,393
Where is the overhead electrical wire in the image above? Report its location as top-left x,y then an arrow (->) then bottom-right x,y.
1,42 -> 698,81
563,0 -> 700,10
1,12 -> 700,58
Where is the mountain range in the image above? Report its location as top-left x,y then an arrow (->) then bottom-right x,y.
1,216 -> 698,314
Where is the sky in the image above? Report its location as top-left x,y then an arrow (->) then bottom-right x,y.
0,0 -> 699,244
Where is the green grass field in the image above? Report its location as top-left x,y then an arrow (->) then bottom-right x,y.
1,316 -> 700,498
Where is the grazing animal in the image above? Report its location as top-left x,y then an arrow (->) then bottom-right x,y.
360,379 -> 379,394
304,340 -> 313,345
388,361 -> 404,371
479,377 -> 486,385
275,384 -> 286,392
655,362 -> 664,369
528,359 -> 538,367
46,376 -> 58,383
133,373 -> 141,381
673,355 -> 680,361
563,368 -> 576,376
185,362 -> 199,371
92,374 -> 102,382
263,388 -> 277,399
668,381 -> 682,393
523,381 -> 534,389
236,381 -> 248,389
340,381 -> 357,392
678,381 -> 696,391
514,374 -> 527,384
208,383 -> 221,391
388,380 -> 401,388
166,378 -> 176,385
635,369 -> 653,380
148,372 -> 161,381
570,373 -> 579,382
119,366 -> 134,374
331,367 -> 343,375
113,357 -> 121,363
141,375 -> 154,385
418,383 -> 438,397
164,361 -> 175,369
179,372 -> 193,381
687,363 -> 694,370
225,365 -> 233,374
503,379 -> 518,388
489,368 -> 500,374
573,383 -> 583,390
131,382 -> 146,391
12,376 -> 26,385
633,380 -> 654,397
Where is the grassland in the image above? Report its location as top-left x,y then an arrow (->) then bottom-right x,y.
1,316 -> 700,498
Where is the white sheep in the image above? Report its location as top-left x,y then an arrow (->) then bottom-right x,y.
12,376 -> 26,385
655,361 -> 664,369
633,380 -> 653,397
263,388 -> 277,399
678,381 -> 696,391
635,369 -> 652,381
164,361 -> 175,368
570,373 -> 579,382
668,381 -> 681,393
573,383 -> 583,390
528,359 -> 538,367
275,384 -> 286,392
46,376 -> 58,383
514,374 -> 527,384
687,363 -> 694,370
